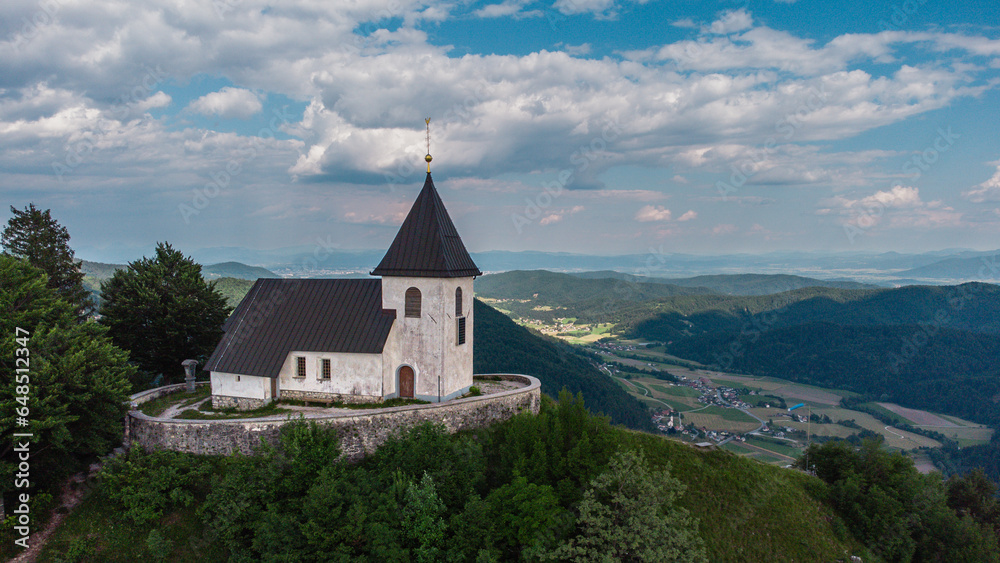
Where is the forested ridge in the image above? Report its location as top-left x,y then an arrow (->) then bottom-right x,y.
474,299 -> 654,431
627,282 -> 1000,480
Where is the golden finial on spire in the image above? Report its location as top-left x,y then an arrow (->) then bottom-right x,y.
424,117 -> 432,173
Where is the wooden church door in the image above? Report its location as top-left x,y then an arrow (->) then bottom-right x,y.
399,366 -> 414,398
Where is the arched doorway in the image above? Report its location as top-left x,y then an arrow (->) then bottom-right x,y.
398,366 -> 414,398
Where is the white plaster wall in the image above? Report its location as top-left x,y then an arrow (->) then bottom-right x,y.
277,351 -> 383,397
381,276 -> 475,401
210,371 -> 269,400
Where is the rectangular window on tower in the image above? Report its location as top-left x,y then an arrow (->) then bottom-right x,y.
296,356 -> 306,378
321,358 -> 331,380
457,316 -> 466,345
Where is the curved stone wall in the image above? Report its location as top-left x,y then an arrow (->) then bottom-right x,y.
126,374 -> 541,461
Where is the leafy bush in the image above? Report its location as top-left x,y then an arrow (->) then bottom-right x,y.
98,447 -> 210,525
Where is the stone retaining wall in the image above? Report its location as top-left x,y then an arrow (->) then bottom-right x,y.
126,374 -> 540,461
278,389 -> 383,405
211,395 -> 266,410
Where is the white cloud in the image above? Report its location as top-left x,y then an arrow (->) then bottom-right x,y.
819,186 -> 963,229
132,91 -> 172,113
963,163 -> 1000,203
706,9 -> 753,35
561,43 -> 593,56
554,0 -> 617,16
635,205 -> 672,222
539,205 -> 584,226
188,88 -> 263,120
473,0 -> 541,18
677,210 -> 697,221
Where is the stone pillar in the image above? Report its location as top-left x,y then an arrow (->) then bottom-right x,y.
182,359 -> 199,392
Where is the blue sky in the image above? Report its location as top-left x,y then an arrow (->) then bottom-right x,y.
2,0 -> 999,262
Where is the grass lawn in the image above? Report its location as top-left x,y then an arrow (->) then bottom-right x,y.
138,384 -> 211,417
177,401 -> 293,419
746,436 -> 803,458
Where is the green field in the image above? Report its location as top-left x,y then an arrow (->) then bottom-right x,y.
649,383 -> 701,398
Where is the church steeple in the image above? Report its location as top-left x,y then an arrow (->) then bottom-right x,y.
371,172 -> 481,278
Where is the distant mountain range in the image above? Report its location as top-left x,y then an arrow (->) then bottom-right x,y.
75,246 -> 1000,284
80,260 -> 278,281
571,271 -> 878,295
899,253 -> 1000,280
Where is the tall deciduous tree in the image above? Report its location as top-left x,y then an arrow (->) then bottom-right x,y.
549,449 -> 708,563
0,255 -> 134,505
2,204 -> 92,318
99,242 -> 231,385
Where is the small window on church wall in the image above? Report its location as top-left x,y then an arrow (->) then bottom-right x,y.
456,287 -> 463,317
457,316 -> 467,345
405,287 -> 421,318
321,359 -> 331,380
296,356 -> 306,378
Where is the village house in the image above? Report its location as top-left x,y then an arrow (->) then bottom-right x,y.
204,166 -> 481,410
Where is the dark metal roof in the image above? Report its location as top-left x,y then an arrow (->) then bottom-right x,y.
204,278 -> 396,378
371,173 -> 482,278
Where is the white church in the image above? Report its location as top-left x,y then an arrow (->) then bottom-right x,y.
205,165 -> 481,410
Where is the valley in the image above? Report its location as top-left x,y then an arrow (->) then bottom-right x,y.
475,269 -> 1000,477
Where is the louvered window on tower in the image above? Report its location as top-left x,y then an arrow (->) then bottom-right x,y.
457,316 -> 466,345
455,287 -> 463,316
405,287 -> 421,318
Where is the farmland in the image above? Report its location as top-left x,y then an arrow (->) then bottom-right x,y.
594,342 -> 992,469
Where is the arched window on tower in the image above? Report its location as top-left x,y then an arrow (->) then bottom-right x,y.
455,287 -> 463,317
405,287 -> 421,318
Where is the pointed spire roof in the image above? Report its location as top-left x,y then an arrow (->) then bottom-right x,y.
371,173 -> 482,278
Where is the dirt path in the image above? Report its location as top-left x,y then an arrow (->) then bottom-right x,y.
9,473 -> 89,563
159,396 -> 210,419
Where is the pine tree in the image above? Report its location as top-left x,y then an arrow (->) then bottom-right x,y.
99,242 -> 231,385
2,204 -> 92,318
0,255 -> 134,502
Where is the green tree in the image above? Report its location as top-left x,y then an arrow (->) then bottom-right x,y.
548,449 -> 707,563
803,439 -> 1000,562
2,204 -> 92,318
0,255 -> 134,505
99,242 -> 231,385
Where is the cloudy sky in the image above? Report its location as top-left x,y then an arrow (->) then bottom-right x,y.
3,0 -> 1000,262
